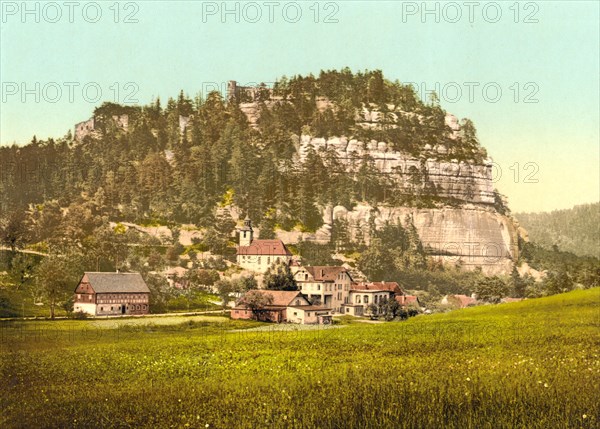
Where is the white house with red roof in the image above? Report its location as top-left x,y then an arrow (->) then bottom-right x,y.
344,281 -> 420,316
236,217 -> 293,273
293,266 -> 354,313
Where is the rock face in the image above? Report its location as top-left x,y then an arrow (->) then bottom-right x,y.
327,204 -> 518,275
276,204 -> 518,275
278,133 -> 514,275
232,84 -> 516,275
299,135 -> 495,205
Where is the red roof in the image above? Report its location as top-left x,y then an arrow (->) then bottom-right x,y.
446,294 -> 477,308
396,295 -> 419,306
236,239 -> 292,256
352,281 -> 403,294
236,290 -> 308,307
302,266 -> 350,282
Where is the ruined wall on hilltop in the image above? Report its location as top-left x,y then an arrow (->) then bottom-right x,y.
74,114 -> 129,141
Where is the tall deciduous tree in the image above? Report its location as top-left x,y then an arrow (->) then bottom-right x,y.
264,261 -> 297,291
34,253 -> 80,319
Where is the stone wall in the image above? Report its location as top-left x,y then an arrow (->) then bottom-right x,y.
74,114 -> 129,141
74,117 -> 96,141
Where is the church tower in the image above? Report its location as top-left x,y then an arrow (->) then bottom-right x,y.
239,216 -> 253,246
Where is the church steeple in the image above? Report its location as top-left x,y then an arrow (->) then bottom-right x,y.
239,216 -> 253,246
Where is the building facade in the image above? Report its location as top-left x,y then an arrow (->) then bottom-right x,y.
343,282 -> 419,316
293,266 -> 354,313
236,218 -> 293,273
73,272 -> 150,316
231,290 -> 332,324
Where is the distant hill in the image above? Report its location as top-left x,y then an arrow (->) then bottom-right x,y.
515,203 -> 600,258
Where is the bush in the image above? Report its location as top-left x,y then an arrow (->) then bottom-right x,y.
72,310 -> 88,320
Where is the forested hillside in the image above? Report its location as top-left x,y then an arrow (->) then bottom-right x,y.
1,69 -> 598,317
0,69 -> 490,232
516,203 -> 599,258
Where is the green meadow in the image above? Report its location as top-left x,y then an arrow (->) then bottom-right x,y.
1,289 -> 598,429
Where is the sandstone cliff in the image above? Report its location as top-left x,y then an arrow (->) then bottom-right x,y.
296,134 -> 496,204
275,130 -> 516,275
275,203 -> 518,276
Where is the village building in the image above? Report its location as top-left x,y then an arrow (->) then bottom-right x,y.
293,266 -> 354,313
231,290 -> 333,324
441,294 -> 477,308
164,266 -> 188,289
236,217 -> 293,273
73,272 -> 150,316
344,282 -> 396,317
344,281 -> 420,316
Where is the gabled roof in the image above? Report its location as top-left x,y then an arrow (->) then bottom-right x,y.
352,281 -> 403,294
236,239 -> 292,256
302,266 -> 350,282
81,272 -> 150,294
445,294 -> 477,308
237,290 -> 307,307
396,295 -> 419,305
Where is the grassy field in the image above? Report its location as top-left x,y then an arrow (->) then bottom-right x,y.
0,284 -> 221,318
1,289 -> 598,428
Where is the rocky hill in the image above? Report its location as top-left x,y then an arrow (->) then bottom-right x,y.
1,69 -> 519,275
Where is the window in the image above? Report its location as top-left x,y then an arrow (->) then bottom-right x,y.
307,312 -> 311,316
294,312 -> 297,316
305,274 -> 308,281
356,296 -> 361,304
364,296 -> 369,304
346,308 -> 350,313
258,257 -> 261,264
267,257 -> 270,265
317,285 -> 321,291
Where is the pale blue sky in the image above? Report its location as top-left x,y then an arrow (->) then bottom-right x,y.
1,1 -> 598,212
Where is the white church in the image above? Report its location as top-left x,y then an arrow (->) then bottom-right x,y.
236,217 -> 293,273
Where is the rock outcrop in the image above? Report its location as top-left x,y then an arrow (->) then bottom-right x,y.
298,135 -> 495,205
333,204 -> 517,275
276,204 -> 518,276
